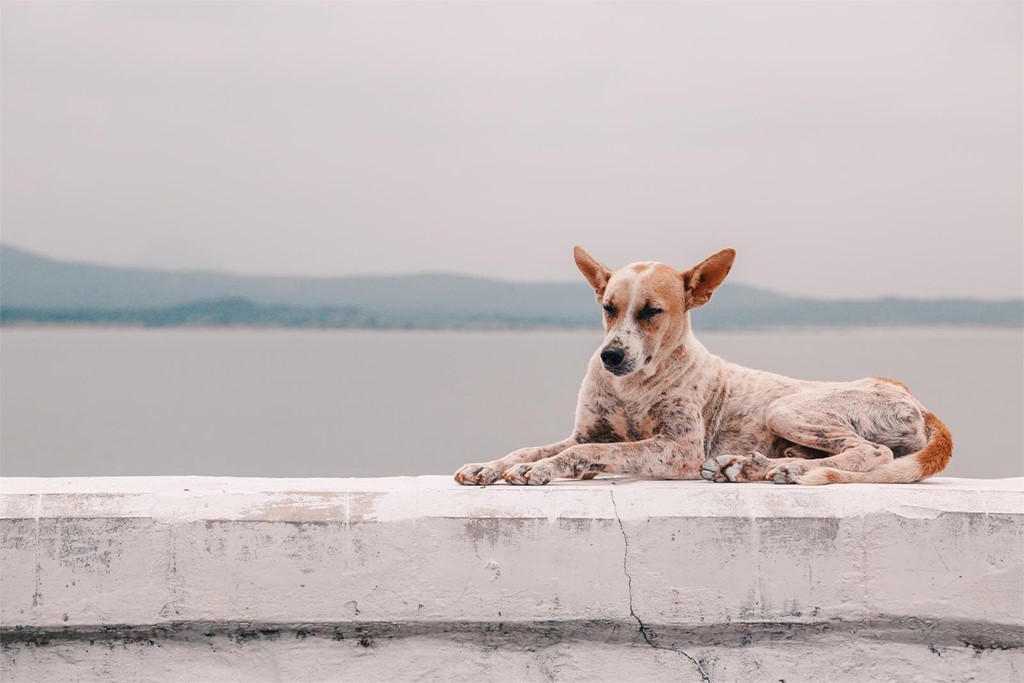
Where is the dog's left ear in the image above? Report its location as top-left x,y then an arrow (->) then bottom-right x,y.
681,248 -> 736,308
574,246 -> 613,301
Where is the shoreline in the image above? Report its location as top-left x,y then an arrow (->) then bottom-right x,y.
1,322 -> 1021,334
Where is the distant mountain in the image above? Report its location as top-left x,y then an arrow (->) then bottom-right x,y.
1,244 -> 1020,329
1,297 -> 377,328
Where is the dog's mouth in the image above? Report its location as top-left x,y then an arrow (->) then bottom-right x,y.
604,355 -> 653,377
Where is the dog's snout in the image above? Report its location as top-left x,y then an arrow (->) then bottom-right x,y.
601,347 -> 626,368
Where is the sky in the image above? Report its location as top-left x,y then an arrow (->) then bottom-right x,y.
2,1 -> 1021,299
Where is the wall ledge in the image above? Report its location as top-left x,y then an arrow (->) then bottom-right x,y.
3,475 -> 1022,681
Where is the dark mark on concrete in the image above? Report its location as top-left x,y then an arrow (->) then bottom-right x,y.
1,619 -> 1020,652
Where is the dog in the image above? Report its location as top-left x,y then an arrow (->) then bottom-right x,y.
454,246 -> 952,486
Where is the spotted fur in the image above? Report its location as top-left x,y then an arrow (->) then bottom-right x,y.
453,247 -> 953,486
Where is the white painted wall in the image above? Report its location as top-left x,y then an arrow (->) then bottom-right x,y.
2,476 -> 1022,681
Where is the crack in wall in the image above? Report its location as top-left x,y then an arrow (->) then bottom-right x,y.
609,488 -> 711,683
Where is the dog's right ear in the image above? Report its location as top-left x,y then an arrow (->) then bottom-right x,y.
574,246 -> 613,301
681,248 -> 736,308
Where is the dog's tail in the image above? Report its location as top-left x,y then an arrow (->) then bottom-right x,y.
798,412 -> 953,485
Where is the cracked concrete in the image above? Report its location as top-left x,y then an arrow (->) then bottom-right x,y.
611,487 -> 712,682
2,475 -> 1022,681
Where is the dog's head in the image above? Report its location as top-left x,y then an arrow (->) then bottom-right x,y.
574,246 -> 735,378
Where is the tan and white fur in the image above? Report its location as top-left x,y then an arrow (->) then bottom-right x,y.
454,246 -> 952,487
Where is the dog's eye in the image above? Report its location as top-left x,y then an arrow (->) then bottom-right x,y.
603,303 -> 616,317
637,305 -> 663,321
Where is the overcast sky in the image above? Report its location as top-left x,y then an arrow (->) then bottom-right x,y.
2,1 -> 1021,298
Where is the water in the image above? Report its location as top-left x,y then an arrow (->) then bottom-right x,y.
1,327 -> 1021,479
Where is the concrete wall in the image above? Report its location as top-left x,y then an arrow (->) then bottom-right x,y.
2,475 -> 1022,681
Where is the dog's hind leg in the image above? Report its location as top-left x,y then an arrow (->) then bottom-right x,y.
765,440 -> 893,484
762,408 -> 894,484
790,411 -> 952,485
761,385 -> 937,484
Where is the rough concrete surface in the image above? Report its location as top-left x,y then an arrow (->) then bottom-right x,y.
1,475 -> 1022,681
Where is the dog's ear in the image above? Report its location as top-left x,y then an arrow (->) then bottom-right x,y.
574,246 -> 613,300
681,248 -> 735,308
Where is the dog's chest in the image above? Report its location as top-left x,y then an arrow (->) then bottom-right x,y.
583,401 -> 664,442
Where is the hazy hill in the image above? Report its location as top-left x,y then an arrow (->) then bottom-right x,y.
1,244 -> 1020,329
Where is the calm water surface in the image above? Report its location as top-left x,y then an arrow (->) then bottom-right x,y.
1,327 -> 1021,479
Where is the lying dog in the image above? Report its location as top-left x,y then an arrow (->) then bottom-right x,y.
454,247 -> 952,486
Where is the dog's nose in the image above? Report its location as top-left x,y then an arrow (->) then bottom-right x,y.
600,347 -> 626,368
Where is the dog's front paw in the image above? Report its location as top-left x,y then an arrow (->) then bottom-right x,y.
700,452 -> 771,483
454,461 -> 506,486
502,462 -> 556,486
765,461 -> 813,484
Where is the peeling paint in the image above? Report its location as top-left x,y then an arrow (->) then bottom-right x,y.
462,517 -> 530,547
